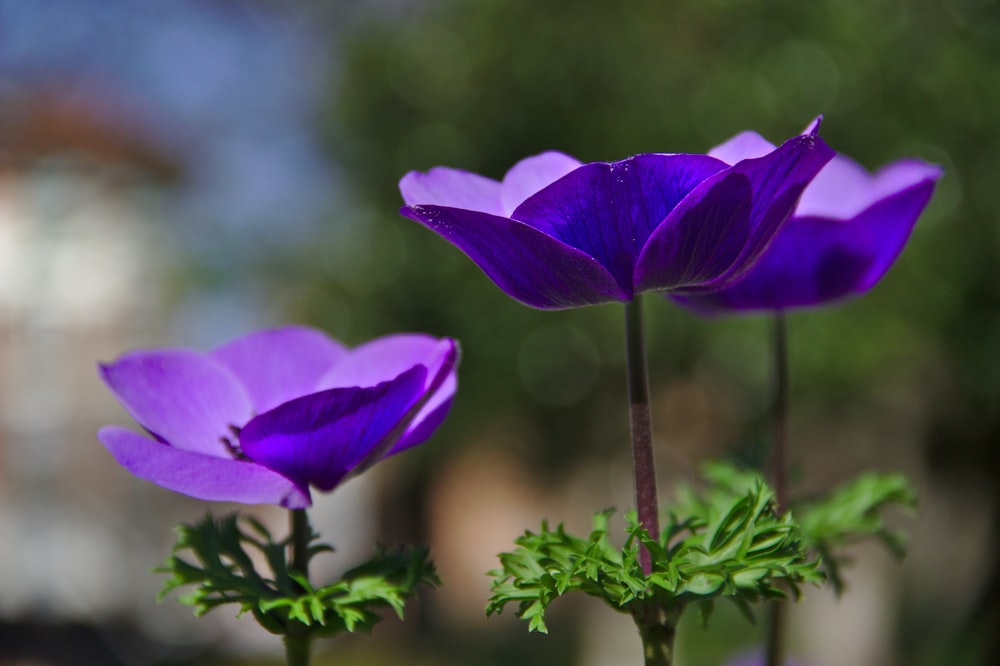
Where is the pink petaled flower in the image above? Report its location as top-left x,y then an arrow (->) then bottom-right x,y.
98,326 -> 458,508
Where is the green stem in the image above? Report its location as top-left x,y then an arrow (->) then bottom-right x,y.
765,313 -> 789,666
285,508 -> 312,666
633,603 -> 678,666
625,297 -> 660,574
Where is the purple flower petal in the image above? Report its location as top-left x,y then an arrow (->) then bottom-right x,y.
796,156 -> 944,219
672,176 -> 940,313
709,130 -> 776,164
400,204 -> 628,308
239,367 -> 428,491
99,350 -> 252,457
318,335 -> 459,455
708,117 -> 822,165
399,166 -> 503,215
389,338 -> 459,454
98,426 -> 311,507
211,326 -> 347,414
511,154 -> 729,294
500,151 -> 582,215
636,134 -> 835,291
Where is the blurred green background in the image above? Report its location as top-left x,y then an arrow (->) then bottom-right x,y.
1,0 -> 997,664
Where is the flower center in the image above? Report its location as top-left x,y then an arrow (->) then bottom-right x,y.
219,424 -> 248,460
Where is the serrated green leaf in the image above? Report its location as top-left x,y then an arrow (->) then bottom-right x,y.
156,513 -> 437,639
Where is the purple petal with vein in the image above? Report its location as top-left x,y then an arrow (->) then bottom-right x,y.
512,153 -> 728,293
672,173 -> 940,313
400,204 -> 628,308
99,426 -> 311,507
99,349 -> 252,457
211,326 -> 347,413
319,335 -> 459,453
240,367 -> 427,491
637,134 -> 835,291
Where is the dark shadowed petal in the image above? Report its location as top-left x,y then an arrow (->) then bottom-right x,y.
399,167 -> 503,215
98,426 -> 311,507
633,172 -> 754,289
99,350 -> 252,457
511,154 -> 728,293
636,134 -> 835,292
500,151 -> 582,215
673,177 -> 940,313
400,205 -> 628,308
239,367 -> 427,492
211,326 -> 347,413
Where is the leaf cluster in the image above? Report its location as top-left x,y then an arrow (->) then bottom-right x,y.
157,513 -> 439,637
795,472 -> 916,593
487,473 -> 822,633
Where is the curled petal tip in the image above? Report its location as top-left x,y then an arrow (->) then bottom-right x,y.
804,115 -> 824,135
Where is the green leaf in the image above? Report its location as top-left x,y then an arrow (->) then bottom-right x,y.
796,472 -> 916,594
157,513 -> 438,639
487,469 -> 823,634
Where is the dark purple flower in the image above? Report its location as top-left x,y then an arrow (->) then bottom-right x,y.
399,129 -> 834,310
98,326 -> 459,508
671,130 -> 942,314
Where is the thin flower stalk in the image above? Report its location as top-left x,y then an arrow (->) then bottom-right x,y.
765,313 -> 789,666
625,296 -> 660,574
286,508 -> 313,666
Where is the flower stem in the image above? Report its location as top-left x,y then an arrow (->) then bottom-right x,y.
633,603 -> 678,666
770,313 -> 789,513
285,508 -> 312,666
765,312 -> 789,666
625,297 -> 660,574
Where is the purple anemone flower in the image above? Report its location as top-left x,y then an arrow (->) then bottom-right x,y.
671,129 -> 942,314
399,128 -> 834,310
98,326 -> 459,508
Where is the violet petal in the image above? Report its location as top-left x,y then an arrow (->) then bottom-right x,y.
401,205 -> 628,308
708,130 -> 776,164
673,177 -> 939,313
639,134 -> 835,292
99,350 -> 252,457
796,156 -> 944,219
211,326 -> 347,414
511,153 -> 728,293
399,167 -> 503,215
319,336 -> 458,454
98,426 -> 311,507
239,367 -> 427,492
500,151 -> 582,215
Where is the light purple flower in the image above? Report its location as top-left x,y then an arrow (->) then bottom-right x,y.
98,326 -> 459,508
671,129 -> 942,313
399,128 -> 834,310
